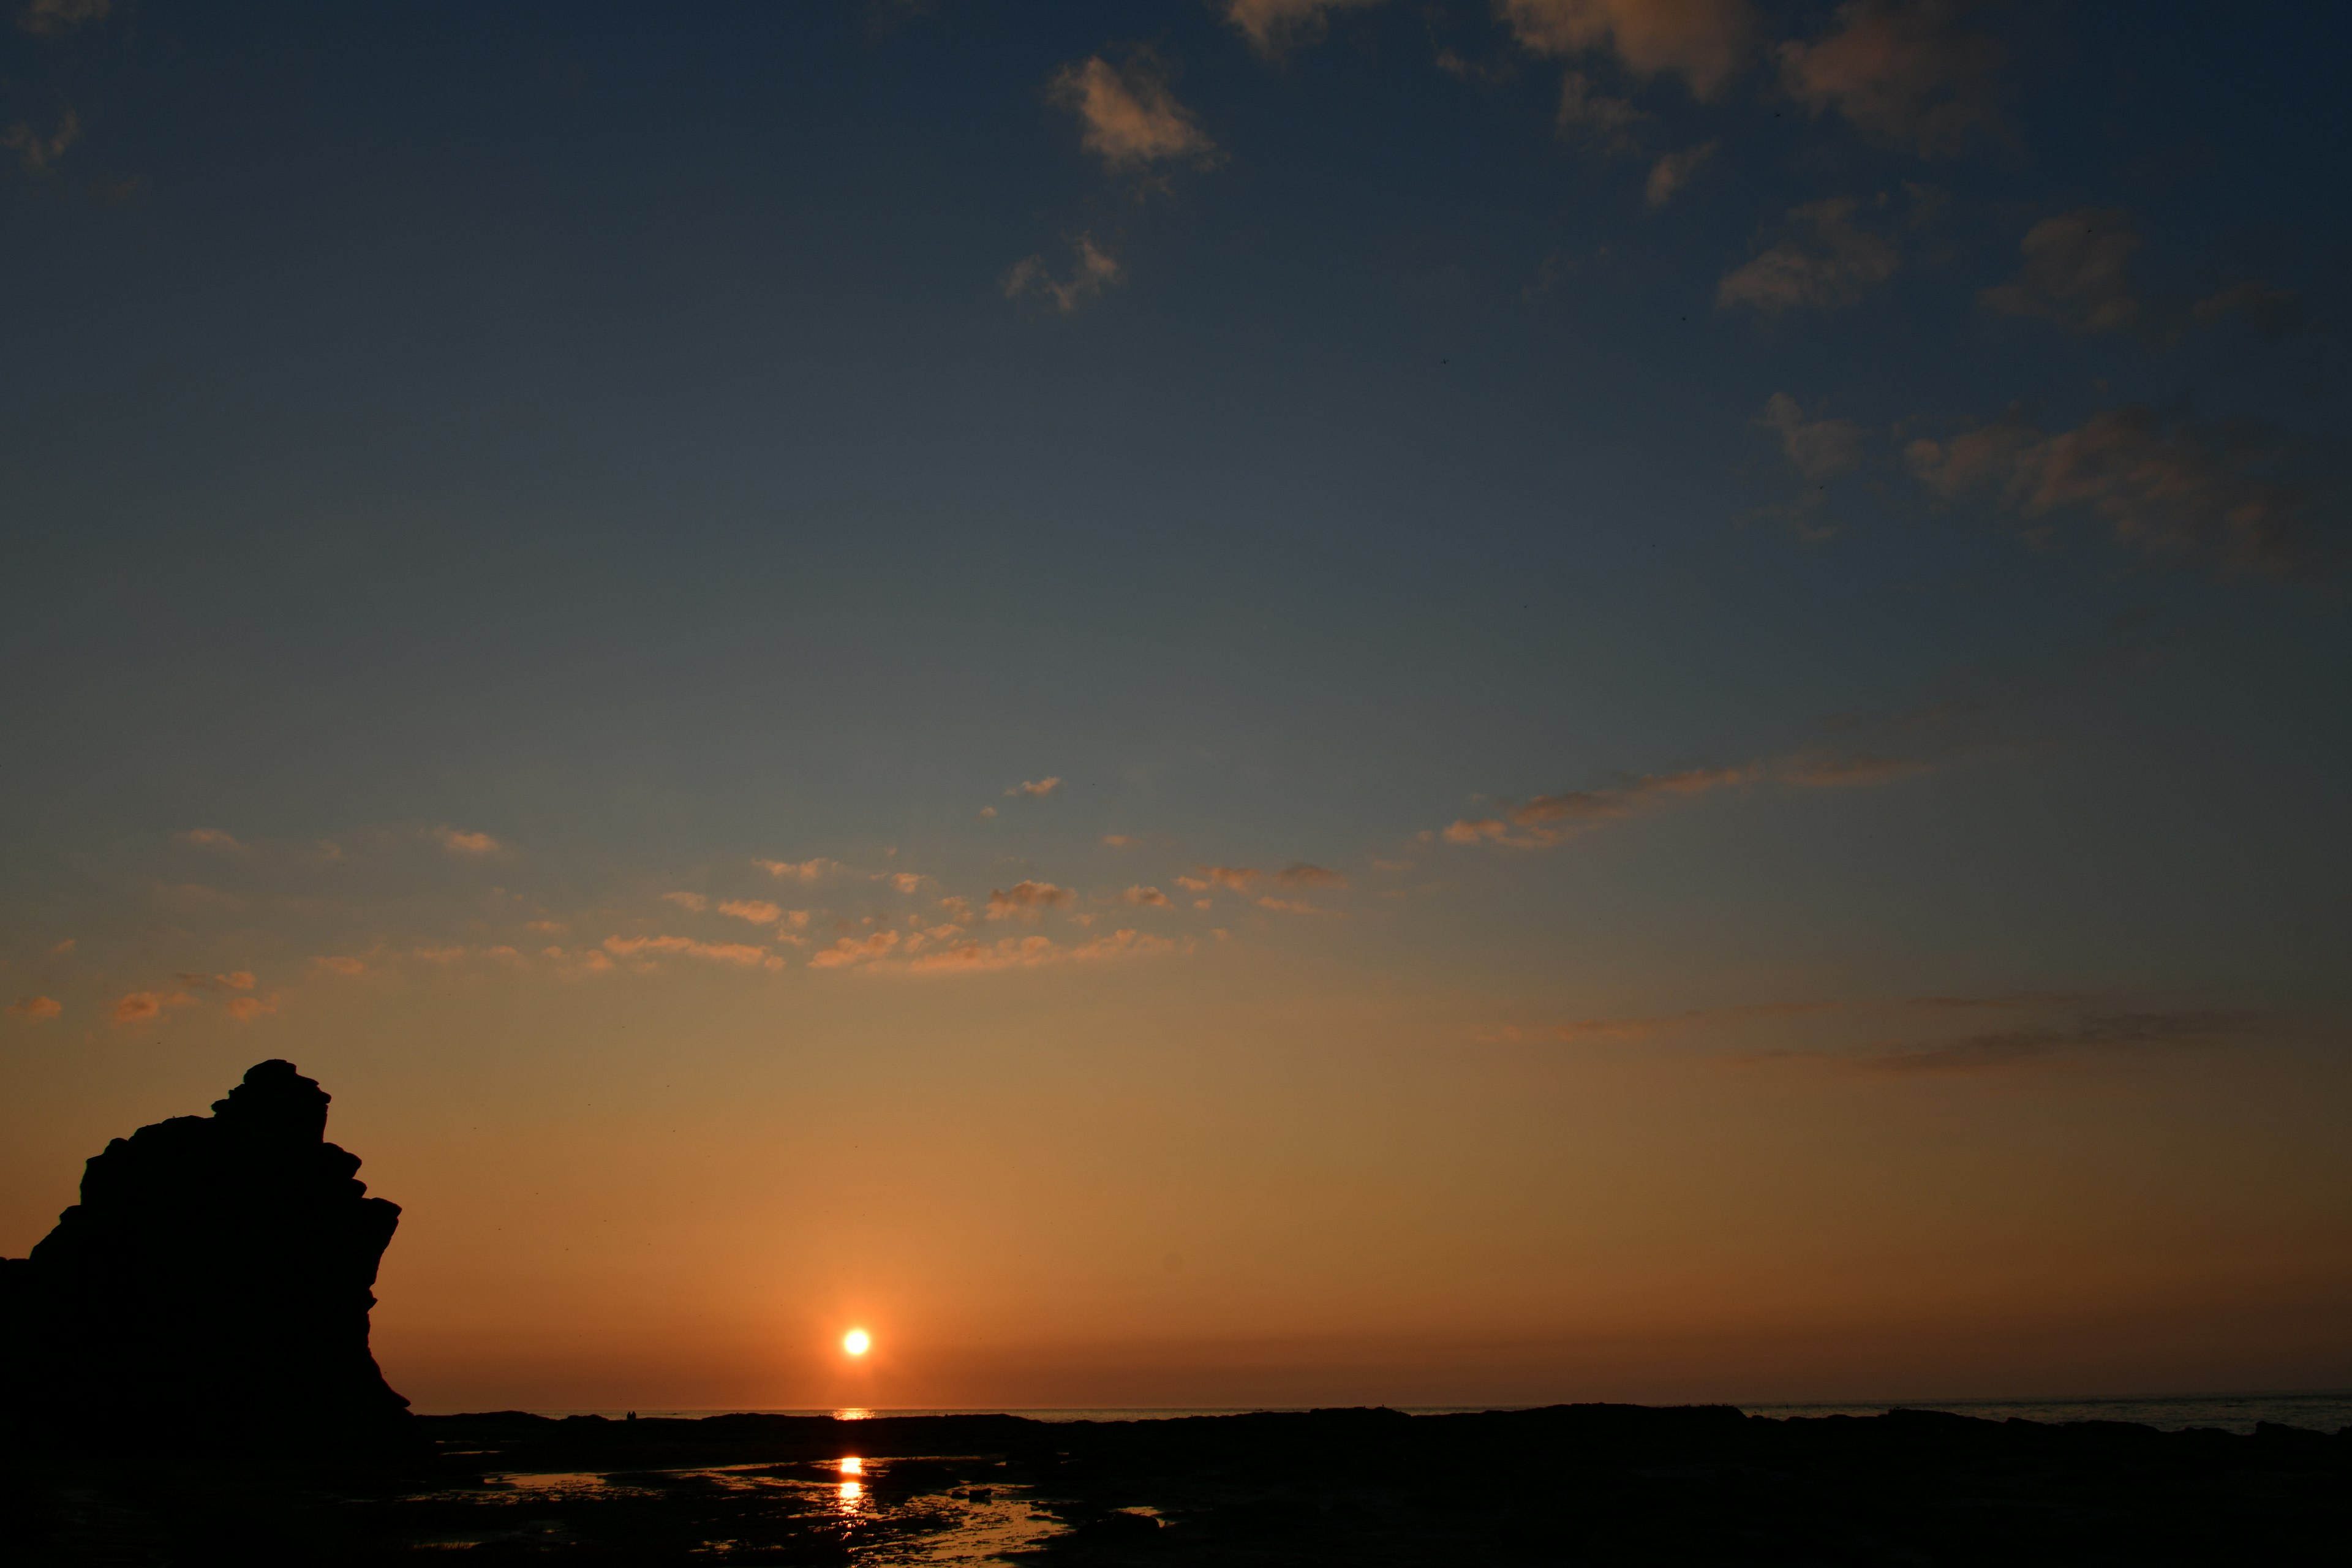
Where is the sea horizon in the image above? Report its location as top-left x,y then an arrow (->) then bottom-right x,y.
434,1388 -> 2352,1437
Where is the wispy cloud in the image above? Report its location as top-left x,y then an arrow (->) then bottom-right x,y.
1644,139 -> 1716,206
753,856 -> 842,882
602,934 -> 782,970
1860,1011 -> 2252,1074
1223,0 -> 1384,56
1718,197 -> 1900,314
174,970 -> 257,992
178,827 -> 247,852
986,880 -> 1075,921
225,994 -> 280,1023
1907,404 -> 2295,569
310,954 -> 369,976
1981,208 -> 2143,334
1120,885 -> 1172,907
7,995 -> 61,1020
904,927 -> 1178,976
113,990 -> 194,1026
1007,777 -> 1063,798
1004,237 -> 1123,312
1757,392 -> 1863,483
18,0 -> 110,36
1441,765 -> 1749,848
1049,55 -> 1219,172
1777,0 -> 2011,156
809,930 -> 901,969
2,110 -> 80,173
432,826 -> 503,858
716,899 -> 782,925
1499,0 -> 1759,100
662,891 -> 710,912
1275,863 -> 1348,888
1101,834 -> 1137,847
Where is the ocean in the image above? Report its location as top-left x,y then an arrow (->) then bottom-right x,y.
490,1390 -> 2351,1436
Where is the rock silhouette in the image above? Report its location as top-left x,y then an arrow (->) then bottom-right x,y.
0,1060 -> 414,1451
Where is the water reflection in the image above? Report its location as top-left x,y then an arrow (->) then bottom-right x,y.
834,1406 -> 875,1421
839,1457 -> 864,1476
837,1479 -> 864,1509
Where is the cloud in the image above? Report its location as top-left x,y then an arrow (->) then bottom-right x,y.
905,927 -> 1177,976
1205,866 -> 1262,892
1906,405 -> 2295,569
1863,1011 -> 2250,1074
1757,392 -> 1864,482
48,937 -> 74,954
413,946 -> 469,964
885,872 -> 933,894
1718,197 -> 1900,314
717,899 -> 782,925
112,990 -> 194,1026
8,995 -> 61,1020
986,880 -> 1075,921
1006,777 -> 1063,797
18,0 -> 108,36
1101,834 -> 1137,847
2,110 -> 79,173
432,826 -> 502,858
1981,208 -> 2143,334
1253,895 -> 1327,914
1121,885 -> 1172,907
1003,238 -> 1122,313
1274,863 -> 1348,888
602,934 -> 780,969
1442,765 -> 1749,847
1499,0 -> 1759,100
809,930 -> 901,969
979,805 -> 999,818
1777,0 -> 2009,156
310,954 -> 368,976
1223,0 -> 1384,56
1552,70 -> 1645,148
754,856 -> 840,882
173,970 -> 257,992
1645,140 -> 1716,206
1048,55 -> 1219,171
224,994 -> 280,1023
178,827 -> 246,852
1551,999 -> 1839,1042
662,891 -> 710,913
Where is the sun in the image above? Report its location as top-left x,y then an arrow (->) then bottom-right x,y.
842,1329 -> 870,1357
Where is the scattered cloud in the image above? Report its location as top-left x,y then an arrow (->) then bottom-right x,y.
986,880 -> 1075,921
18,0 -> 108,36
1757,392 -> 1864,485
662,891 -> 710,912
905,927 -> 1178,976
1499,0 -> 1759,100
1004,237 -> 1122,313
1777,0 -> 2010,156
173,970 -> 257,992
112,990 -> 194,1026
224,994 -> 280,1023
1907,404 -> 2295,569
2,110 -> 80,173
1718,197 -> 1900,314
1551,1000 -> 1839,1042
1553,70 -> 1645,149
602,934 -> 780,969
717,899 -> 783,925
754,856 -> 841,882
1644,139 -> 1716,206
809,930 -> 901,969
885,872 -> 933,894
8,995 -> 61,1020
178,827 -> 246,852
432,826 -> 503,858
1862,1011 -> 2251,1074
1371,858 -> 1414,873
1101,834 -> 1137,847
979,805 -> 999,819
1442,766 -> 1749,848
1121,885 -> 1172,907
310,954 -> 368,976
1223,0 -> 1384,56
1254,894 -> 1327,914
1048,54 -> 1220,172
1274,862 -> 1348,888
1007,777 -> 1063,797
1981,208 -> 2143,334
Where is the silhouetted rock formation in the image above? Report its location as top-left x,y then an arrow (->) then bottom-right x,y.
0,1060 -> 414,1452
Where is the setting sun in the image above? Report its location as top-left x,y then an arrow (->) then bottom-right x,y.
842,1330 -> 870,1357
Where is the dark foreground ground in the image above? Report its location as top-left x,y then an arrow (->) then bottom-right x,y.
4,1403 -> 2346,1566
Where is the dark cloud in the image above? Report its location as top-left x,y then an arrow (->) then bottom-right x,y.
1777,0 -> 2011,157
1865,1011 -> 2253,1073
1718,197 -> 1901,314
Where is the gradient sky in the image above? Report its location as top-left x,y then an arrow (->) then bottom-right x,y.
4,0 -> 2349,1412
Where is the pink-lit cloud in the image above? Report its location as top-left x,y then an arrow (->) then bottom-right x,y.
808,930 -> 902,970
1499,0 -> 1760,100
7,995 -> 61,1020
1048,56 -> 1219,172
310,954 -> 368,976
753,856 -> 842,882
1222,0 -> 1384,56
1777,0 -> 2011,157
602,935 -> 780,969
1121,885 -> 1172,907
1006,777 -> 1063,798
1718,197 -> 1900,314
717,899 -> 782,925
662,891 -> 710,912
432,826 -> 503,858
112,990 -> 194,1026
986,880 -> 1076,921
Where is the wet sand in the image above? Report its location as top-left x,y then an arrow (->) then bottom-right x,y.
6,1403 -> 2347,1564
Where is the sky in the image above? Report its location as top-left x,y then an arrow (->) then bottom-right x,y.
3,0 -> 2349,1412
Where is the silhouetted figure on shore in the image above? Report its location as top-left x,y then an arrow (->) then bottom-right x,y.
0,1060 -> 415,1453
